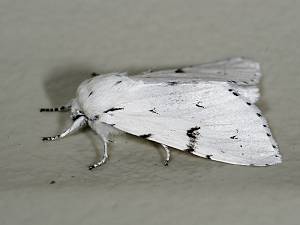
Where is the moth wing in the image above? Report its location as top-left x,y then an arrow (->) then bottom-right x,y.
100,81 -> 281,166
135,57 -> 261,86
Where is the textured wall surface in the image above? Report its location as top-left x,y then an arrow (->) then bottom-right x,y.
0,1 -> 299,225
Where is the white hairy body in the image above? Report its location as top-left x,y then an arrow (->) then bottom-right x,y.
41,57 -> 282,169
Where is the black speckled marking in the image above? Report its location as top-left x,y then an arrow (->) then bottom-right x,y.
149,108 -> 159,114
240,145 -> 243,148
228,80 -> 237,84
50,180 -> 56,184
103,107 -> 124,113
246,102 -> 252,106
88,91 -> 94,97
186,126 -> 200,153
272,145 -> 277,149
175,68 -> 184,73
230,135 -> 238,140
228,89 -> 233,92
263,124 -> 267,127
256,113 -> 262,117
206,155 -> 213,160
267,133 -> 271,137
139,134 -> 152,138
242,81 -> 249,84
232,92 -> 239,96
114,80 -> 122,85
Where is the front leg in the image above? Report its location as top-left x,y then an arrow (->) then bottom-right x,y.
89,134 -> 109,170
42,116 -> 87,141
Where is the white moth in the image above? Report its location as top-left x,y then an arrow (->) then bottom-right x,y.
41,57 -> 282,170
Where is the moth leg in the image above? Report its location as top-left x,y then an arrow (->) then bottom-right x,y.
89,135 -> 108,170
42,116 -> 87,141
161,144 -> 171,166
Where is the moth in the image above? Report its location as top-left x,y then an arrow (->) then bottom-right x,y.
41,57 -> 282,170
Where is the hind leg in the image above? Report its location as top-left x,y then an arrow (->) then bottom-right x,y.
88,134 -> 109,170
161,144 -> 171,166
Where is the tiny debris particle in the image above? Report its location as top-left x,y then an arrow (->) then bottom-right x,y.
175,68 -> 184,73
139,134 -> 152,138
91,72 -> 99,77
50,180 -> 56,184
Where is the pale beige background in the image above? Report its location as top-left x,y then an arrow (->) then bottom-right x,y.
0,0 -> 299,225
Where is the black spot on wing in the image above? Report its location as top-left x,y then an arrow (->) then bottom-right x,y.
149,108 -> 159,114
256,113 -> 262,117
196,101 -> 205,108
246,102 -> 252,105
175,68 -> 184,73
230,135 -> 238,140
88,91 -> 94,97
232,92 -> 239,96
103,107 -> 124,113
206,155 -> 213,160
167,81 -> 179,85
114,80 -> 122,85
139,134 -> 152,139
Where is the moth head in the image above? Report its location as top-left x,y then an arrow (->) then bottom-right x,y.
70,99 -> 85,121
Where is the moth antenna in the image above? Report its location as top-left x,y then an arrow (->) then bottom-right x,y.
40,105 -> 71,112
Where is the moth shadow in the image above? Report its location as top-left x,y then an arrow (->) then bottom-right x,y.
256,76 -> 270,113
